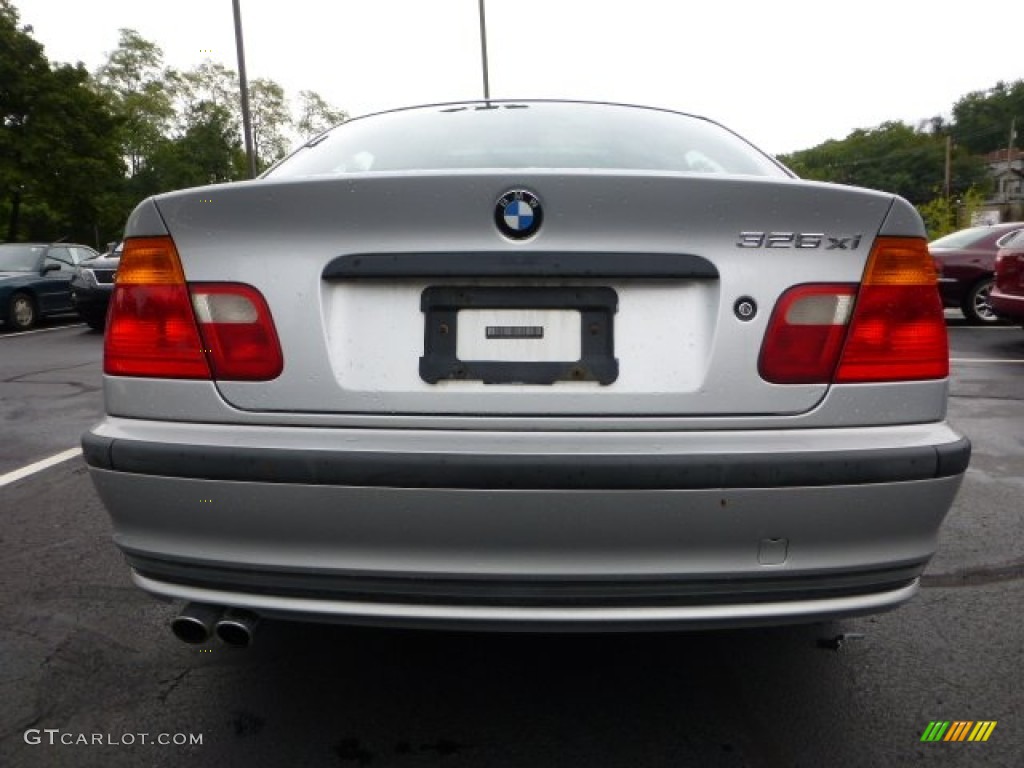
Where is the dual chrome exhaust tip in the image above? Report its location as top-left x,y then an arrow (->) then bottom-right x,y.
171,603 -> 259,648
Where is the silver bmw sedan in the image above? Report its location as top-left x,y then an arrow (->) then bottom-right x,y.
83,101 -> 969,645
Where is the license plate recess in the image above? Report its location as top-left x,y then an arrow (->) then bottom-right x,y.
420,286 -> 618,385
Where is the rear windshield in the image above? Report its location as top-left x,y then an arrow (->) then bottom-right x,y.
929,227 -> 999,249
0,244 -> 44,272
996,229 -> 1024,248
267,102 -> 787,179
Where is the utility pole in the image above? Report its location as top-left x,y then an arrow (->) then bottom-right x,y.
478,0 -> 490,101
1008,117 -> 1017,165
233,0 -> 258,178
944,134 -> 951,200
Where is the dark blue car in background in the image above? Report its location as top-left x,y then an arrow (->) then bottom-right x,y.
0,243 -> 98,331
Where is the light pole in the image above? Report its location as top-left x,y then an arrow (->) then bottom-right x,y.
478,0 -> 490,101
232,0 -> 258,178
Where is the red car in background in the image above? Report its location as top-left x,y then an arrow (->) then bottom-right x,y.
991,229 -> 1024,326
931,222 -> 1024,323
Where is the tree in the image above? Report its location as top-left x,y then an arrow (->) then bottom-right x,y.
28,63 -> 124,240
139,102 -> 244,193
917,188 -> 989,240
0,0 -> 50,239
951,80 -> 1024,156
780,121 -> 987,205
249,78 -> 291,171
295,90 -> 348,139
916,197 -> 957,240
0,0 -> 123,244
3,18 -> 348,241
94,28 -> 177,177
173,59 -> 240,133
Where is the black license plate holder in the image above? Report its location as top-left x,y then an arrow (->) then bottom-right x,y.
419,286 -> 618,385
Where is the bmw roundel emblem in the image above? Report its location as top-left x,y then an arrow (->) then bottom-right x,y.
494,189 -> 543,240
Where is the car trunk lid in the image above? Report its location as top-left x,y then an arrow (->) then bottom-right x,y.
154,171 -> 897,417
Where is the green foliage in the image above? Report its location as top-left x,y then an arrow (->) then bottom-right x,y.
248,78 -> 290,171
172,60 -> 240,135
1,15 -> 351,242
170,63 -> 347,169
951,80 -> 1024,155
958,187 -> 988,227
0,0 -> 125,244
917,188 -> 989,240
916,198 -> 956,240
32,63 -> 124,236
92,30 -> 349,185
93,28 -> 177,177
296,90 -> 348,140
134,103 -> 244,196
779,122 -> 987,205
0,0 -> 47,239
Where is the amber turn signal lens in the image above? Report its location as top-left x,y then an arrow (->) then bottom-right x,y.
115,237 -> 187,285
861,237 -> 937,286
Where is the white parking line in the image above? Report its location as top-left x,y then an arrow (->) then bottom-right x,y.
0,323 -> 85,339
0,447 -> 82,489
947,325 -> 1021,330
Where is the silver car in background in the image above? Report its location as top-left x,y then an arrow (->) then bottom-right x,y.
83,101 -> 969,645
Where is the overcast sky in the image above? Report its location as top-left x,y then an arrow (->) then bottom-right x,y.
13,0 -> 1021,155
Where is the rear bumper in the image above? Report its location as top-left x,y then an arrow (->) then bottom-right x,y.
83,418 -> 969,630
82,428 -> 969,490
70,287 -> 111,318
131,570 -> 921,632
990,288 -> 1024,321
937,277 -> 964,307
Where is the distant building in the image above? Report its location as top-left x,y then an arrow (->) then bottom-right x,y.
976,148 -> 1024,223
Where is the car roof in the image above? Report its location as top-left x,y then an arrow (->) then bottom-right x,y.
330,98 -> 711,128
930,223 -> 1024,248
0,242 -> 95,248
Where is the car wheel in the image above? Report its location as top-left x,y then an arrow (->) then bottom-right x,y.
85,316 -> 106,332
962,278 -> 1000,324
7,292 -> 37,331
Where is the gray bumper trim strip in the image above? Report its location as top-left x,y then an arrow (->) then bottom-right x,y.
124,551 -> 924,606
82,433 -> 971,490
131,571 -> 920,630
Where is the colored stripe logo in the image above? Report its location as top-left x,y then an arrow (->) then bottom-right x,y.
920,721 -> 997,742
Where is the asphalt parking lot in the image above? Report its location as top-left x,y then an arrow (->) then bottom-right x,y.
1,317 -> 1021,767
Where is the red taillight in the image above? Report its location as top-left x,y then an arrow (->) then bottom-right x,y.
190,284 -> 283,380
758,285 -> 856,383
995,251 -> 1024,292
105,238 -> 210,378
759,237 -> 948,385
835,237 -> 947,382
105,236 -> 282,381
